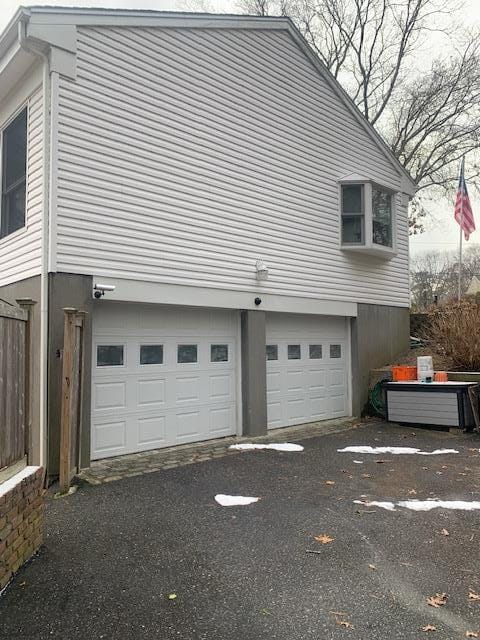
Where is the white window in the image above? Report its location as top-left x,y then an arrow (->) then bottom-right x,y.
339,177 -> 396,257
341,185 -> 364,245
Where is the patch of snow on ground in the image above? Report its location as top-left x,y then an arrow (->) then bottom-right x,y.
214,494 -> 259,506
338,446 -> 458,455
353,460 -> 364,464
354,500 -> 396,511
230,443 -> 304,452
354,499 -> 480,512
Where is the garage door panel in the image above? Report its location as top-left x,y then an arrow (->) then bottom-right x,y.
306,369 -> 326,393
137,415 -> 167,447
93,381 -> 126,411
328,369 -> 346,388
137,379 -> 166,407
286,368 -> 304,392
266,313 -> 348,430
93,420 -> 127,455
309,396 -> 328,418
209,374 -> 233,401
175,376 -> 201,403
209,405 -> 235,435
92,304 -> 238,460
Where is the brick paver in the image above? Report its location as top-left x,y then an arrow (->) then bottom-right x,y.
79,417 -> 365,485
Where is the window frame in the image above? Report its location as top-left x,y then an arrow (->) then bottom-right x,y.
339,178 -> 397,258
0,106 -> 28,241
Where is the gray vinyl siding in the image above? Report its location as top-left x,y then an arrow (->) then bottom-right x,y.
56,26 -> 409,306
0,85 -> 43,286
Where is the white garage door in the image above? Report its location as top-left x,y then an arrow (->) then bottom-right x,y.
91,303 -> 238,460
266,313 -> 349,429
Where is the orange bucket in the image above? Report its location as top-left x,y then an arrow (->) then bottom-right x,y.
434,371 -> 448,382
392,365 -> 417,381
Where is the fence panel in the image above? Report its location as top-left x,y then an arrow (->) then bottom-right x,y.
0,302 -> 28,471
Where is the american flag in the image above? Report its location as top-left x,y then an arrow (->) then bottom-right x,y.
454,158 -> 475,240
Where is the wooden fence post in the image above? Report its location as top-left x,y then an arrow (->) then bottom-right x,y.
59,308 -> 77,493
16,298 -> 36,464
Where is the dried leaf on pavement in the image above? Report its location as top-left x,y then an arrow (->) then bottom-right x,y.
440,529 -> 450,536
422,625 -> 437,632
466,632 -> 479,638
314,534 -> 334,544
468,591 -> 480,601
361,474 -> 371,479
368,564 -> 376,570
325,480 -> 335,486
427,593 -> 447,608
408,489 -> 417,496
336,619 -> 354,629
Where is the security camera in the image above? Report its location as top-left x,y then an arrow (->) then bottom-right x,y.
93,283 -> 116,299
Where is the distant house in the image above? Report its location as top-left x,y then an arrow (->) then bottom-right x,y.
466,276 -> 480,296
0,7 -> 416,477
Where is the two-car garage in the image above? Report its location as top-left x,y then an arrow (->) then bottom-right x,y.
91,303 -> 350,460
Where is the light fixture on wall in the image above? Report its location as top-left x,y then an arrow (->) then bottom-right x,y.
255,259 -> 269,281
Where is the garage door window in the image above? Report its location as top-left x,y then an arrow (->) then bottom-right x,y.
140,344 -> 163,365
309,344 -> 322,359
211,344 -> 228,362
266,345 -> 278,361
178,344 -> 198,363
330,344 -> 342,358
97,345 -> 124,367
288,345 -> 301,360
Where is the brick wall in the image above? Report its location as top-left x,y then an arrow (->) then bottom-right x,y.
0,466 -> 44,591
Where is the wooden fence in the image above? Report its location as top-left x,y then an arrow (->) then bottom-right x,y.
59,308 -> 86,492
0,299 -> 34,472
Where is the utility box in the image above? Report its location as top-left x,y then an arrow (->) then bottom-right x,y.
385,381 -> 477,429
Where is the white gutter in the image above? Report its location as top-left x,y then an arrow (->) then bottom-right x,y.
18,17 -> 51,470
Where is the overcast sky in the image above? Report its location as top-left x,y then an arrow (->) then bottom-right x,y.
1,0 -> 479,258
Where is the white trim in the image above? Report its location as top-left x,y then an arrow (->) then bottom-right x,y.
48,70 -> 59,272
0,465 -> 40,499
92,277 -> 359,317
346,317 -> 353,417
236,312 -> 243,437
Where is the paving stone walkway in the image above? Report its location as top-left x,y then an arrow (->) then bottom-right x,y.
79,417 -> 365,485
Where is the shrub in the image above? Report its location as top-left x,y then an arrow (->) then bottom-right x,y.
426,301 -> 480,371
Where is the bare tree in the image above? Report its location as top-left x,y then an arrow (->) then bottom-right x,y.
410,245 -> 480,310
236,0 -> 480,229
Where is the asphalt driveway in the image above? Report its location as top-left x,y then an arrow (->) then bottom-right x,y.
1,422 -> 480,639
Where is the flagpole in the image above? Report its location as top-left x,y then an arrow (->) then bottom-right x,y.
457,156 -> 465,302
458,221 -> 462,301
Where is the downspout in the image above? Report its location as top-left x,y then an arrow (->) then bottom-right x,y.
18,18 -> 51,470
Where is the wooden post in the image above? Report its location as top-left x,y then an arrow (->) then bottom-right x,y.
16,298 -> 36,464
59,308 -> 77,493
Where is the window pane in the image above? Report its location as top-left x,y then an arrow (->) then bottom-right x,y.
372,188 -> 392,247
266,345 -> 278,361
97,345 -> 124,366
178,344 -> 197,363
211,344 -> 228,362
330,344 -> 341,359
3,110 -> 27,189
342,185 -> 363,214
309,344 -> 322,359
140,344 -> 163,365
288,344 -> 301,360
2,183 -> 26,236
1,109 -> 27,239
342,215 -> 364,244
